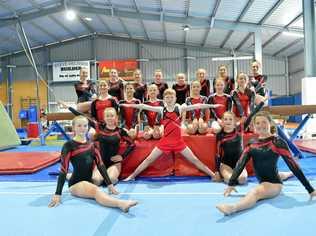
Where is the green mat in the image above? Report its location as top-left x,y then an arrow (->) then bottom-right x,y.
0,102 -> 21,150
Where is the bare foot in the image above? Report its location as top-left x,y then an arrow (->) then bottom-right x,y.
123,176 -> 135,182
279,171 -> 294,181
120,200 -> 138,213
216,204 -> 235,216
66,173 -> 72,180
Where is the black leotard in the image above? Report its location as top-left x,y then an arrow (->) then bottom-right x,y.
172,83 -> 190,105
94,125 -> 135,167
228,136 -> 314,194
133,82 -> 147,102
55,140 -> 111,195
68,107 -> 135,167
216,102 -> 264,171
74,80 -> 96,103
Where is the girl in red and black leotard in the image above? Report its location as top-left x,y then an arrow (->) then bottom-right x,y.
108,68 -> 124,101
151,69 -> 168,99
249,60 -> 267,97
48,115 -> 137,212
185,80 -> 209,135
119,83 -> 141,139
231,72 -> 255,119
172,73 -> 190,105
62,104 -> 135,185
122,88 -> 221,181
142,84 -> 164,140
216,111 -> 316,216
196,68 -> 211,97
74,68 -> 97,103
208,77 -> 232,133
213,64 -> 235,95
91,80 -> 118,123
132,69 -> 147,102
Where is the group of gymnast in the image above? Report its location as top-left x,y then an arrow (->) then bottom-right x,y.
48,61 -> 316,215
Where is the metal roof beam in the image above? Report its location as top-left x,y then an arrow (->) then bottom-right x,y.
235,0 -> 285,51
220,0 -> 254,48
159,0 -> 167,43
272,38 -> 303,56
201,0 -> 221,47
132,0 -> 150,40
263,13 -> 302,48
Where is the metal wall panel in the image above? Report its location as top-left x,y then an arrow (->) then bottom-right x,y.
96,38 -> 138,60
288,51 -> 304,95
289,70 -> 304,95
50,38 -> 93,61
140,44 -> 184,59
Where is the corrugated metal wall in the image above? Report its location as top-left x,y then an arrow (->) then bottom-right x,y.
288,52 -> 304,95
1,36 -> 289,109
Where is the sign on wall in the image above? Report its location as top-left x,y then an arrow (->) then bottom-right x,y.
99,59 -> 138,81
53,61 -> 90,82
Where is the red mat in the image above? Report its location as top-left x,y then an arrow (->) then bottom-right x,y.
294,139 -> 316,154
120,132 -> 256,178
0,152 -> 60,174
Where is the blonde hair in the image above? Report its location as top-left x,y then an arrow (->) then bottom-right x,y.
218,64 -> 228,71
104,107 -> 117,117
163,88 -> 176,98
148,84 -> 158,90
72,115 -> 88,127
222,111 -> 236,121
133,69 -> 142,77
176,73 -> 186,79
237,72 -> 249,82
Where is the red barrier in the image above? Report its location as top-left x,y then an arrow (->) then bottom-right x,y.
119,132 -> 256,178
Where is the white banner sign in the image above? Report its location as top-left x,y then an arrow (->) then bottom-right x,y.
53,61 -> 90,82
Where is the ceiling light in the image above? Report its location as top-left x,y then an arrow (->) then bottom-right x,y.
66,10 -> 76,20
84,17 -> 92,21
282,31 -> 304,38
183,25 -> 190,31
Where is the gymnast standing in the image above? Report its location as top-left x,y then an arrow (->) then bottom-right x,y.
122,88 -> 221,181
196,68 -> 211,97
231,72 -> 255,119
214,64 -> 234,94
208,78 -> 232,133
132,69 -> 147,102
142,84 -> 164,140
119,83 -> 141,139
184,80 -> 209,135
74,67 -> 97,113
249,60 -> 267,98
216,111 -> 316,215
172,73 -> 190,105
91,80 -> 118,123
151,69 -> 168,99
108,68 -> 124,101
48,115 -> 137,212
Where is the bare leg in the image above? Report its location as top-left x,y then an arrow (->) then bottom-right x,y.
180,147 -> 215,178
198,118 -> 208,134
220,164 -> 248,185
127,128 -> 137,140
124,147 -> 164,180
279,171 -> 293,181
216,182 -> 282,215
92,163 -> 122,185
76,101 -> 92,113
143,126 -> 153,140
210,120 -> 221,134
152,126 -> 163,139
69,181 -> 137,212
186,119 -> 198,135
92,167 -> 103,186
107,163 -> 122,184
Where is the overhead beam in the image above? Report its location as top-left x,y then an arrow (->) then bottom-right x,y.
272,38 -> 303,56
263,13 -> 302,48
235,0 -> 286,51
159,0 -> 167,43
184,0 -> 190,44
220,0 -> 255,48
201,0 -> 221,47
132,0 -> 150,40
